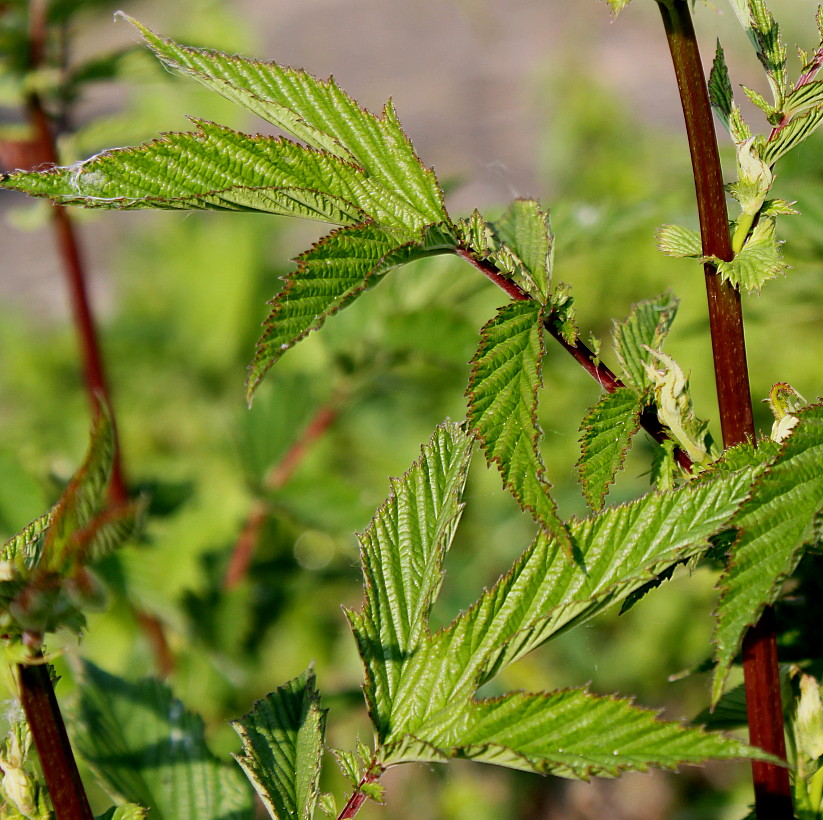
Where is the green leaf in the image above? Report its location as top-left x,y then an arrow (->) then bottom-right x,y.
232,669 -> 326,820
577,387 -> 645,511
72,660 -> 253,820
761,107 -> 823,165
655,224 -> 702,258
345,422 -> 474,740
491,200 -> 553,303
466,300 -> 572,556
95,806 -> 149,820
373,468 -> 756,755
434,466 -> 756,698
4,121 -> 407,227
611,293 -> 679,391
785,81 -> 823,116
715,217 -> 786,292
712,403 -> 823,703
708,41 -> 734,127
410,688 -> 767,778
733,0 -> 788,108
124,17 -> 449,228
247,221 -> 456,399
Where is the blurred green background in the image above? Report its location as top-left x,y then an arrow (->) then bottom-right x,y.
0,0 -> 821,817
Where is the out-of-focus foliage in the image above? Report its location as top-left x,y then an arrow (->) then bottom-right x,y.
0,1 -> 822,818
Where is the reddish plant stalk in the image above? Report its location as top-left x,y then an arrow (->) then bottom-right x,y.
657,2 -> 791,816
336,767 -> 383,820
22,0 -> 127,503
456,249 -> 694,471
18,662 -> 94,820
224,403 -> 339,589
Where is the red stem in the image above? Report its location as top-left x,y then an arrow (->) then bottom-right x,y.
657,3 -> 791,816
224,403 -> 339,589
456,249 -> 694,470
336,768 -> 383,820
22,1 -> 127,504
15,0 -> 174,684
18,662 -> 94,820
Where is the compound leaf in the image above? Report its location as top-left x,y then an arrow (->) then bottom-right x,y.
232,669 -> 326,820
577,387 -> 645,511
125,17 -> 449,229
712,403 -> 823,703
377,466 -> 756,748
72,661 -> 253,820
466,300 -> 571,555
346,421 -> 474,739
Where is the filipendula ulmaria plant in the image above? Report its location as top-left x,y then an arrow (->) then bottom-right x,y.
2,6 -> 822,817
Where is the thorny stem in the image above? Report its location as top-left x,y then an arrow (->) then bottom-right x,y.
455,249 -> 694,471
224,402 -> 340,589
658,2 -> 791,817
18,661 -> 94,820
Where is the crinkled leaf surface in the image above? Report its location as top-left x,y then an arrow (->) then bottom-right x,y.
346,421 -> 474,739
712,403 -> 823,703
127,18 -> 449,228
577,387 -> 645,511
248,222 -> 456,398
351,443 -> 756,770
4,20 -> 450,233
466,300 -> 571,556
762,107 -> 823,165
72,660 -> 253,820
232,669 -> 326,820
611,293 -> 679,391
396,688 -> 767,779
715,217 -> 786,292
655,224 -> 702,259
492,199 -> 553,303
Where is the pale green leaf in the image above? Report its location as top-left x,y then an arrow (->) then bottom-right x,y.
741,85 -> 776,118
96,806 -> 148,820
743,0 -> 789,107
4,121 -> 415,228
492,200 -> 553,303
785,81 -> 823,116
761,107 -> 823,165
125,18 -> 449,229
247,222 -> 456,399
577,387 -> 645,511
604,0 -> 632,13
655,224 -> 702,258
232,669 -> 326,820
466,301 -> 571,554
72,661 -> 253,820
715,217 -> 786,291
380,467 -> 756,743
408,688 -> 768,778
611,293 -> 679,391
712,403 -> 823,703
346,422 -> 474,739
